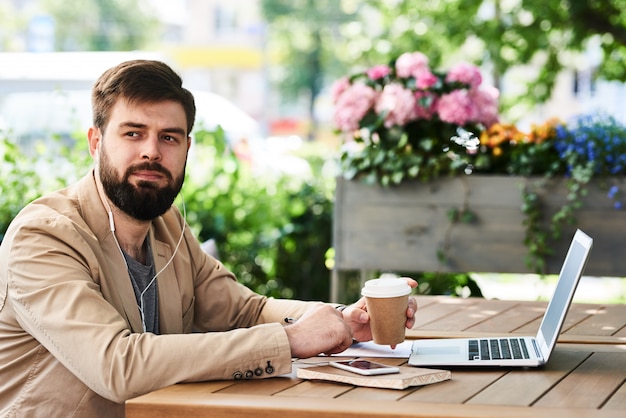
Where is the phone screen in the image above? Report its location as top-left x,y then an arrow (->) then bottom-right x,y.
330,360 -> 400,375
338,360 -> 389,370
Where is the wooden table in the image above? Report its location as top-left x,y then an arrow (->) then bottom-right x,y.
126,296 -> 626,418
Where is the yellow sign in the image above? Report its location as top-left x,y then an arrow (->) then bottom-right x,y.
166,46 -> 263,69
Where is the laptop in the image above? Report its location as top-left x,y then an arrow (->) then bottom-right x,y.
408,229 -> 593,367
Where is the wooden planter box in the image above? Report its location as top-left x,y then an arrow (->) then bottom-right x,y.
332,175 -> 626,301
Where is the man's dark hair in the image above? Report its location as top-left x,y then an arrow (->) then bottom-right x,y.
92,60 -> 196,134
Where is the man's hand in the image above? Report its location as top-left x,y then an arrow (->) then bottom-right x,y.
341,278 -> 418,346
284,304 -> 354,358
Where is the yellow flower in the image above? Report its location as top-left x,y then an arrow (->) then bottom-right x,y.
527,117 -> 562,144
481,123 -> 525,149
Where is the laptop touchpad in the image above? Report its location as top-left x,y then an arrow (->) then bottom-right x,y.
417,345 -> 460,355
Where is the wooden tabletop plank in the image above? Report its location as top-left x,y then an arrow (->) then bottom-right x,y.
274,379 -> 354,398
215,376 -> 301,396
466,350 -> 589,406
416,299 -> 519,332
338,385 -> 418,401
561,304 -> 604,333
463,302 -> 544,333
602,379 -> 626,410
411,295 -> 443,309
400,369 -> 506,404
510,302 -> 601,335
410,296 -> 481,329
566,305 -> 626,336
534,352 -> 626,408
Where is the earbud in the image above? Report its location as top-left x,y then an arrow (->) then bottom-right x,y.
108,211 -> 115,233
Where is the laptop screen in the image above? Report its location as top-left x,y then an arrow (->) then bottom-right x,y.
538,230 -> 593,351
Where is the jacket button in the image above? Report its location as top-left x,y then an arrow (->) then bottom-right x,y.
254,367 -> 263,376
233,371 -> 243,380
244,370 -> 254,379
265,361 -> 274,375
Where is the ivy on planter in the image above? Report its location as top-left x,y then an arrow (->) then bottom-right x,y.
518,115 -> 626,272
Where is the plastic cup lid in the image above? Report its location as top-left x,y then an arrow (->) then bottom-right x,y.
361,277 -> 411,298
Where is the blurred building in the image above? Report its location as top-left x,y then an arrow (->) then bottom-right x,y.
1,0 -> 270,133
152,0 -> 269,127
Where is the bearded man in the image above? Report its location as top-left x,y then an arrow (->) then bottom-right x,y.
0,59 -> 417,417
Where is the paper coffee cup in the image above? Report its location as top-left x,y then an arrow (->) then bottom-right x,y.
361,277 -> 411,345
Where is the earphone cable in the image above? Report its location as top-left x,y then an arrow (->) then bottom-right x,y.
138,196 -> 187,331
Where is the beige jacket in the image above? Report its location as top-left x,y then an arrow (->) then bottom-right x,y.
0,170 -> 313,417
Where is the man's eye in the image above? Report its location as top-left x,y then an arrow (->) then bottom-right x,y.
126,132 -> 139,138
163,135 -> 181,142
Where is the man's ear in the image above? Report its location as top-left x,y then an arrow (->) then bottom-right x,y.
88,127 -> 101,160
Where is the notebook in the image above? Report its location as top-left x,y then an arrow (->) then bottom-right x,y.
297,364 -> 451,390
408,229 -> 593,367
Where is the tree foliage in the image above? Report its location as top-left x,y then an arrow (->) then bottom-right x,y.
262,0 -> 626,126
347,0 -> 626,118
40,0 -> 160,51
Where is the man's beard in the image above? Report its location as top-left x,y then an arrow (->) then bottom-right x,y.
99,152 -> 185,221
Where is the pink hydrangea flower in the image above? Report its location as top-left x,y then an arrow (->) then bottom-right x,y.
446,62 -> 483,88
333,82 -> 378,132
375,83 -> 418,128
470,86 -> 499,127
366,65 -> 392,80
332,51 -> 501,140
414,69 -> 439,90
436,90 -> 477,126
414,91 -> 437,119
330,77 -> 351,103
395,51 -> 429,78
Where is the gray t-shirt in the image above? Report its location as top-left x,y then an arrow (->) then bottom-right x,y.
122,240 -> 159,334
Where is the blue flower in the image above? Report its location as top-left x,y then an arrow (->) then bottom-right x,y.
556,113 -> 626,177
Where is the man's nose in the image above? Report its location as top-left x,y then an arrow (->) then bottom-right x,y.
141,135 -> 162,161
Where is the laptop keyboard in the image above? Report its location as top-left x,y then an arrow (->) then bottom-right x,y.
468,338 -> 530,361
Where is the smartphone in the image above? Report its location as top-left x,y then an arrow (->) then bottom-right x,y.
329,360 -> 400,376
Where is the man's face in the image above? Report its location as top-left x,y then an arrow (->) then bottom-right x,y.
95,98 -> 190,220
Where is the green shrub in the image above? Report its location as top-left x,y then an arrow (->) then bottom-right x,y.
182,128 -> 335,300
0,137 -> 43,241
